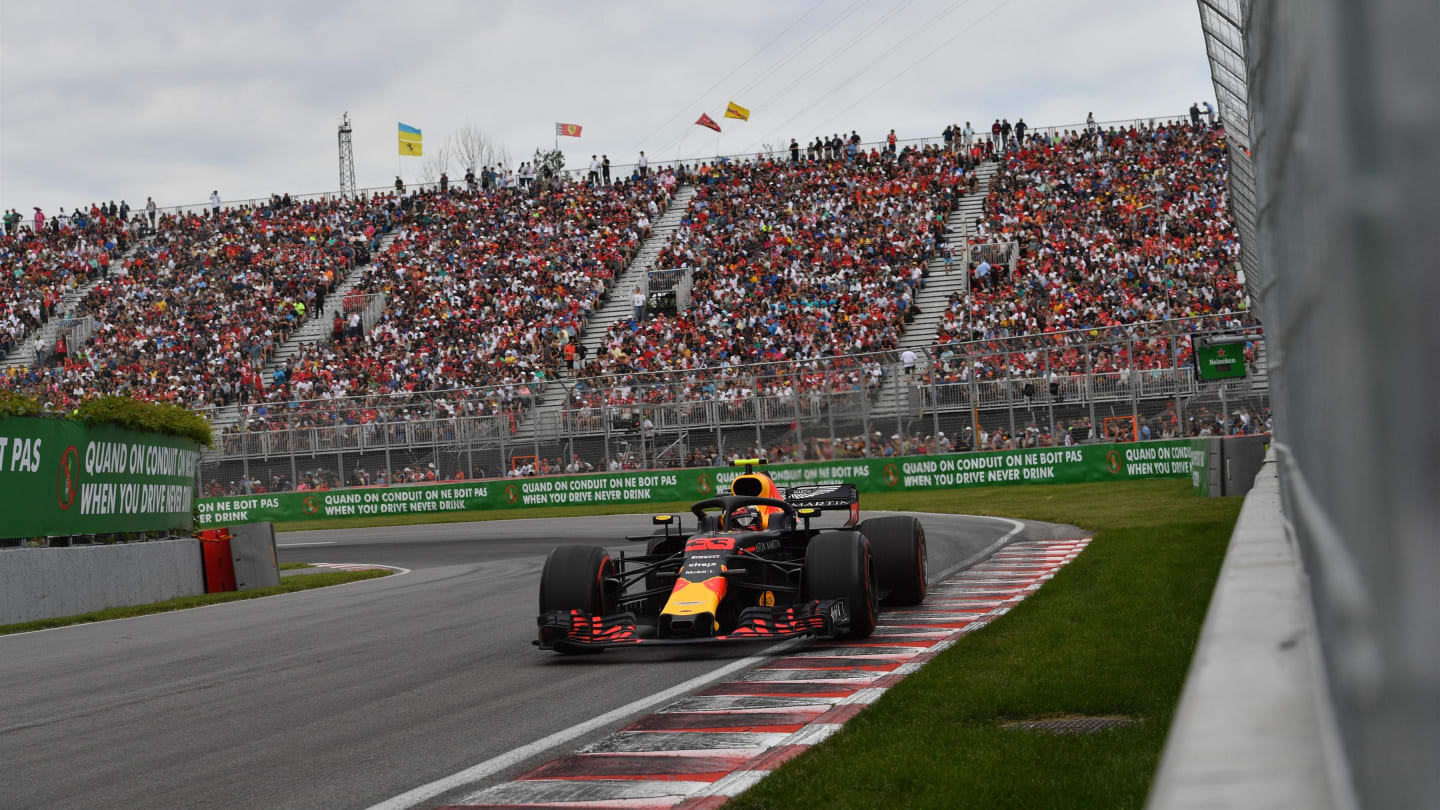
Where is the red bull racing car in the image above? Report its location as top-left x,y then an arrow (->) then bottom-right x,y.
535,460 -> 927,652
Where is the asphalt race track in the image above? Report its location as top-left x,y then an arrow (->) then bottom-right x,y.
0,510 -> 1078,809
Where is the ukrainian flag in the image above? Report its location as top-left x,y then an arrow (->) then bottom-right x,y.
398,123 -> 423,157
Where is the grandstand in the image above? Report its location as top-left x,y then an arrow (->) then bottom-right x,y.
0,113 -> 1265,494
1,205 -> 135,372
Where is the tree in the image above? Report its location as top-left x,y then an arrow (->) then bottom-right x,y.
451,124 -> 512,173
420,125 -> 512,186
531,148 -> 566,189
419,144 -> 453,185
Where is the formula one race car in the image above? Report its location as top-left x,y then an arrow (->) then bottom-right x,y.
535,460 -> 927,652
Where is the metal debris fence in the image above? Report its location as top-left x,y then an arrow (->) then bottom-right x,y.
196,314 -> 1267,493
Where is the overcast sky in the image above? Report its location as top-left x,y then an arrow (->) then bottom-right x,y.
1,0 -> 1215,213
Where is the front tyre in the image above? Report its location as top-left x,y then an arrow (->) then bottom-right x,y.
861,516 -> 928,606
539,544 -> 615,616
804,532 -> 878,638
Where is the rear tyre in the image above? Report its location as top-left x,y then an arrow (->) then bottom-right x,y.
803,532 -> 877,638
539,544 -> 615,616
646,529 -> 683,557
862,516 -> 928,606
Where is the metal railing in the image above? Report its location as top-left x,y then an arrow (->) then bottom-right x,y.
968,241 -> 1018,273
50,316 -> 95,354
560,113 -> 1191,184
644,266 -> 693,311
196,313 -> 1266,494
341,293 -> 388,334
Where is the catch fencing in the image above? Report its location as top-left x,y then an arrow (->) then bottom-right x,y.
1185,1 -> 1440,808
196,314 -> 1267,495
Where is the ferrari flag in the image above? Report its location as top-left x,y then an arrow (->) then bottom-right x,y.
695,113 -> 722,133
555,122 -> 583,137
724,101 -> 750,121
398,122 -> 423,157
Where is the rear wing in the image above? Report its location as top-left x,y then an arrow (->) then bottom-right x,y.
784,483 -> 860,527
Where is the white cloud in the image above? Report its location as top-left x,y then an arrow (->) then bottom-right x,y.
0,0 -> 1213,212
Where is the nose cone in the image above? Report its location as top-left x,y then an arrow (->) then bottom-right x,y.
660,576 -> 727,636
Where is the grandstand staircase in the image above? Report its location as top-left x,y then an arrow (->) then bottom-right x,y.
259,232 -> 397,376
574,184 -> 697,365
1,240 -> 146,373
873,160 -> 1000,418
899,160 -> 1000,352
207,230 -> 399,432
506,184 -> 697,448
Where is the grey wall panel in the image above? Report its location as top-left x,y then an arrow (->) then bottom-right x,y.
0,540 -> 203,625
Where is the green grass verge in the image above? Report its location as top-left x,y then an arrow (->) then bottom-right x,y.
728,479 -> 1241,810
277,562 -> 313,570
0,569 -> 391,636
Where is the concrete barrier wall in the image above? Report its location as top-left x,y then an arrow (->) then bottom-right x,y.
0,539 -> 204,626
1147,453 -> 1349,809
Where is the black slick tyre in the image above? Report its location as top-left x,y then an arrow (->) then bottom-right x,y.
803,532 -> 878,638
861,515 -> 928,606
539,544 -> 614,616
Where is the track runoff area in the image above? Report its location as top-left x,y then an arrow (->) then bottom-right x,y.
0,503 -> 1082,810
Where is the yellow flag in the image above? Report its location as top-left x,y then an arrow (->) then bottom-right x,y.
724,101 -> 750,121
398,122 -> 423,157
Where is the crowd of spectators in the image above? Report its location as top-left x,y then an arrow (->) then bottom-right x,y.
3,195 -> 393,410
1,203 -> 133,359
561,141 -> 981,414
926,118 -> 1251,386
7,111 -> 1262,488
228,170 -> 677,432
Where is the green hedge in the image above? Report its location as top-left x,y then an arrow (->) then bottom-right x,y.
0,390 -> 213,447
0,390 -> 45,419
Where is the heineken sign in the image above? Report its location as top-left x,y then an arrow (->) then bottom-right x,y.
1192,335 -> 1249,381
195,439 -> 1200,527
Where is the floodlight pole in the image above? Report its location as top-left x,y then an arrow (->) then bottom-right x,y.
338,113 -> 357,198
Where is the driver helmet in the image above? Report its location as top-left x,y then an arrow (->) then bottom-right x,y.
728,506 -> 763,530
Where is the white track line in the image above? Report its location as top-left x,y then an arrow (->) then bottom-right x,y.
922,515 -> 1026,582
365,638 -> 802,810
277,541 -> 337,547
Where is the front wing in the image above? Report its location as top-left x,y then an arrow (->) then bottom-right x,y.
536,599 -> 852,651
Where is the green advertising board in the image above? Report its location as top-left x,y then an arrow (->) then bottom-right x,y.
0,417 -> 201,539
1192,337 -> 1248,381
1190,438 -> 1212,497
196,439 -> 1199,527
